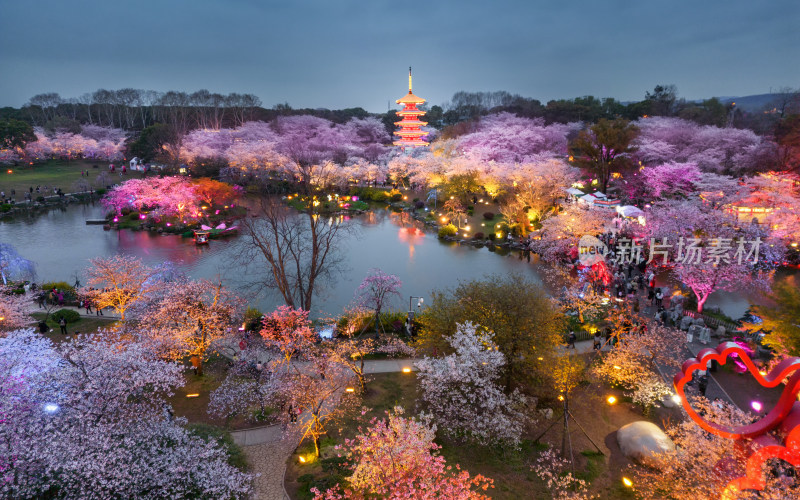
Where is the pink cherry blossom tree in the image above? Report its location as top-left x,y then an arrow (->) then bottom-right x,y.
311,406 -> 493,500
415,322 -> 527,446
530,204 -> 614,263
0,329 -> 251,498
101,176 -> 200,218
259,305 -> 319,371
644,200 -> 781,312
0,286 -> 30,333
353,268 -> 402,333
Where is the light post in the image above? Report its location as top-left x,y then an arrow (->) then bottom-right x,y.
407,296 -> 423,334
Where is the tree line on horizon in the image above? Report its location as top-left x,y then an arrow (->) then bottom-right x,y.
2,85 -> 798,134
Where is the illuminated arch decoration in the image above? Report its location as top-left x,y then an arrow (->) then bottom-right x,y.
393,67 -> 428,149
674,342 -> 800,498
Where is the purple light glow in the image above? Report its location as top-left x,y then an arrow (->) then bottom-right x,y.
751,401 -> 763,412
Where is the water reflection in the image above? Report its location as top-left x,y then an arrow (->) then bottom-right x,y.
1,202 -> 782,320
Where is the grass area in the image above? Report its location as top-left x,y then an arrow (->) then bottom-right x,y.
0,159 -> 143,199
30,311 -> 118,342
166,353 -> 253,430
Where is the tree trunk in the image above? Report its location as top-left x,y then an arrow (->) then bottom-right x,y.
313,435 -> 320,457
696,293 -> 708,313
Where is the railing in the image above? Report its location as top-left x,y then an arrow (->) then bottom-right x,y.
682,310 -> 740,332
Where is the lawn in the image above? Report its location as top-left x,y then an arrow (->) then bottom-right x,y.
30,311 -> 118,342
284,368 -> 666,500
0,159 -> 143,199
166,353 -> 254,431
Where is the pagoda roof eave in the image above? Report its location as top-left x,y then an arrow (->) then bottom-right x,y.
396,92 -> 426,104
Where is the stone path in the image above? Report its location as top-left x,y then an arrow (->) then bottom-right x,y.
233,425 -> 300,500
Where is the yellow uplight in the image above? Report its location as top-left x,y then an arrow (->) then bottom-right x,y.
402,367 -> 412,373
186,393 -> 200,398
613,365 -> 621,370
607,396 -> 617,405
622,477 -> 633,488
345,387 -> 355,393
558,395 -> 565,401
299,456 -> 306,463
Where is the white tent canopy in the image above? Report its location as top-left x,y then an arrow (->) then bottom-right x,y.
617,205 -> 645,218
565,187 -> 584,196
579,194 -> 597,204
591,191 -> 607,199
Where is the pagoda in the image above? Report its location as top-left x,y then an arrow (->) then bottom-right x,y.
393,67 -> 428,148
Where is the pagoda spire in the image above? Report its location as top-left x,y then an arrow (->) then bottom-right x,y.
408,66 -> 412,93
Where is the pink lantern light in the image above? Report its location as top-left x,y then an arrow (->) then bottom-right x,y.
751,401 -> 763,413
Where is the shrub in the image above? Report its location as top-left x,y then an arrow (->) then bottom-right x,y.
349,200 -> 369,210
483,212 -> 495,220
244,306 -> 263,331
473,232 -> 485,239
0,203 -> 11,212
467,205 -> 474,211
412,198 -> 419,202
438,223 -> 458,238
36,196 -> 45,202
389,189 -> 403,202
95,188 -> 106,196
414,201 -> 425,209
53,308 -> 81,324
372,190 -> 389,203
127,212 -> 140,221
41,281 -> 75,294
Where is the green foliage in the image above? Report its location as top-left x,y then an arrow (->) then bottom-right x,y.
438,223 -> 458,238
482,212 -> 495,220
128,123 -> 174,163
0,118 -> 36,149
41,281 -> 75,294
416,274 -> 565,389
750,275 -> 800,356
95,188 -> 107,196
349,200 -> 369,210
186,424 -> 248,471
0,203 -> 11,212
473,232 -> 485,239
52,309 -> 80,324
568,118 -> 639,194
244,306 -> 263,331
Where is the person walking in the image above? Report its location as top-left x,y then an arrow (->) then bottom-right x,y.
593,332 -> 602,350
567,331 -> 577,349
85,298 -> 93,314
59,317 -> 68,335
698,374 -> 709,397
655,289 -> 664,308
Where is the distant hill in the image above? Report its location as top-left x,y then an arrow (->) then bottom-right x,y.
719,93 -> 784,112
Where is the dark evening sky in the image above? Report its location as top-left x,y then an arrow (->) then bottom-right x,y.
1,0 -> 798,111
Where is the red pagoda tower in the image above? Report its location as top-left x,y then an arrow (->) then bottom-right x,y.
393,67 -> 428,148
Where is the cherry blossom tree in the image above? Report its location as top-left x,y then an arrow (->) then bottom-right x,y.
591,321 -> 686,408
311,406 -> 493,500
208,338 -> 278,420
626,398 -> 789,500
644,200 -> 781,312
353,268 -> 402,333
277,355 -> 356,457
416,322 -> 527,446
530,204 -> 614,263
633,116 -> 777,176
82,255 -> 162,321
531,448 -> 593,500
0,329 -> 251,498
131,278 -> 243,375
0,243 -> 36,286
0,286 -> 30,333
499,159 -> 579,226
454,112 -> 576,164
259,305 -> 318,371
101,176 -> 200,218
191,177 -> 238,207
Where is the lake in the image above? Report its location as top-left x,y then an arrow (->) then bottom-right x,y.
1,203 -> 551,318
